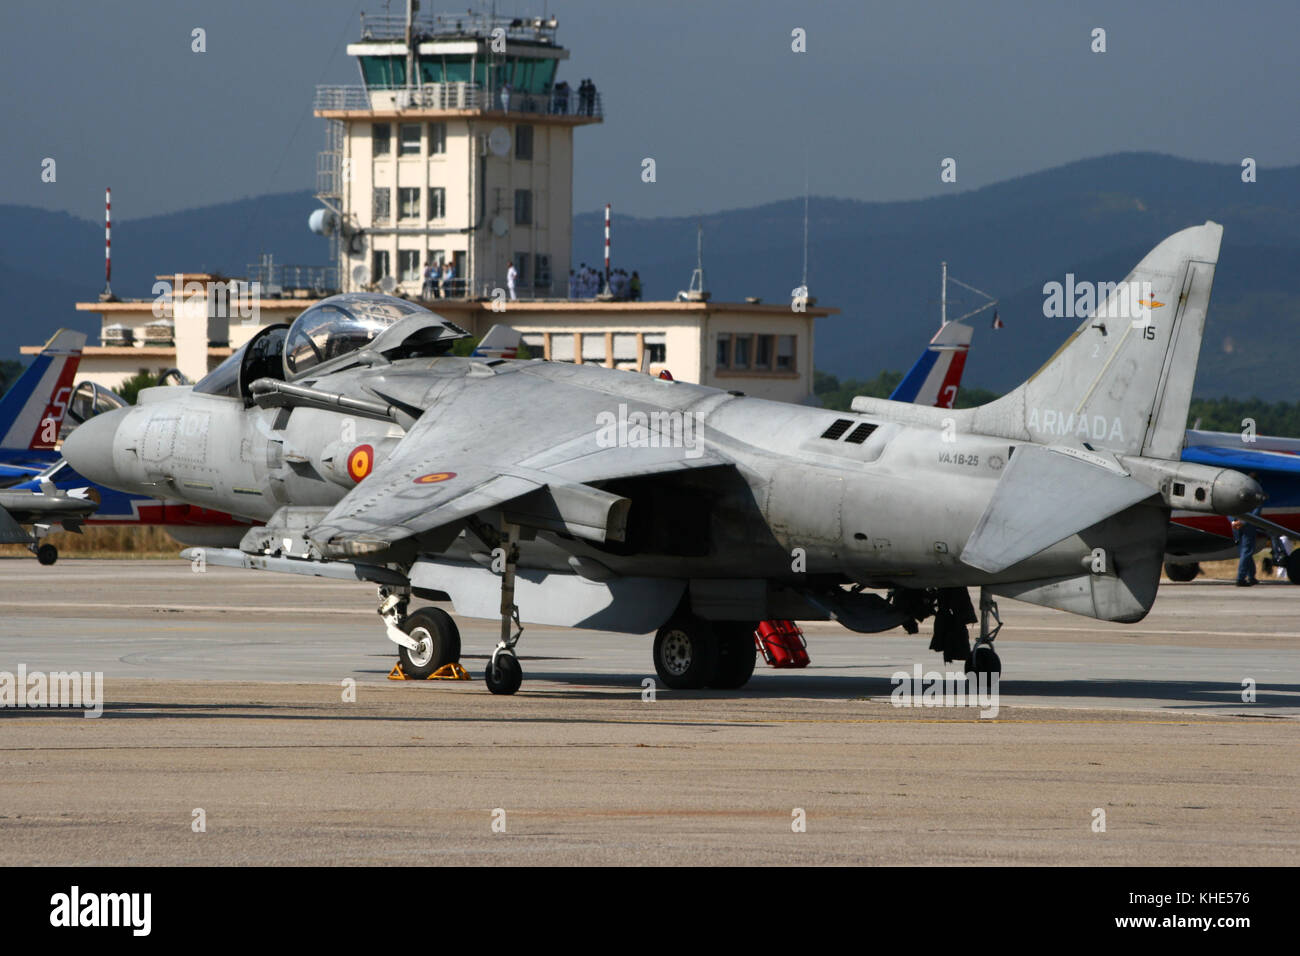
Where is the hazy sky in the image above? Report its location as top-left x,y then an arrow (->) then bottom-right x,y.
4,0 -> 1298,224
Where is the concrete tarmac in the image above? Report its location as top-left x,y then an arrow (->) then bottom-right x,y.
1,559 -> 1297,865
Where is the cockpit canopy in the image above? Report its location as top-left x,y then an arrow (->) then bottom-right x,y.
283,293 -> 467,378
193,293 -> 472,401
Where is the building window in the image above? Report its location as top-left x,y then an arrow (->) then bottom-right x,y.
514,189 -> 532,225
512,252 -> 529,286
613,333 -> 638,368
534,253 -> 551,289
428,122 -> 446,155
399,123 -> 421,155
372,186 -> 391,223
371,250 -> 390,283
372,123 -> 391,156
550,333 -> 575,362
732,334 -> 752,369
428,186 -> 446,220
716,335 -> 731,369
776,335 -> 795,371
644,333 -> 667,365
515,124 -> 533,160
581,333 -> 606,365
754,334 -> 773,370
399,249 -> 421,282
398,187 -> 421,220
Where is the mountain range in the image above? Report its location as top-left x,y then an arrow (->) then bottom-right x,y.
4,152 -> 1296,399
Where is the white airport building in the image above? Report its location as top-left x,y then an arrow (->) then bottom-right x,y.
39,10 -> 834,405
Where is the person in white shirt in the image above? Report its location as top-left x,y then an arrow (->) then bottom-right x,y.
506,261 -> 518,300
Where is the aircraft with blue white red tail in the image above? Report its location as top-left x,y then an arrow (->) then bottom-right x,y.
0,329 -> 85,485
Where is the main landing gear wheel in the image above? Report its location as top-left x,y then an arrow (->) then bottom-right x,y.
485,652 -> 523,695
653,617 -> 719,690
35,544 -> 57,566
398,608 -> 461,679
1285,552 -> 1300,586
1164,561 -> 1201,582
708,622 -> 757,689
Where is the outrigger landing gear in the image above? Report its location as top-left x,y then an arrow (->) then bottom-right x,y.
484,521 -> 524,695
966,588 -> 1002,679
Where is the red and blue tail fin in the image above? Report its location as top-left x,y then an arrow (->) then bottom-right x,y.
888,320 -> 972,408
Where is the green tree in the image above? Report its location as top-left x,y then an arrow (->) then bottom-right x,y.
0,359 -> 24,394
119,370 -> 159,405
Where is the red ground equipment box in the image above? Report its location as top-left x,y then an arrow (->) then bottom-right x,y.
754,620 -> 810,668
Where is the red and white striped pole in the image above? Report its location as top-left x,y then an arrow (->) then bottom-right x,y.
603,203 -> 611,290
103,187 -> 112,297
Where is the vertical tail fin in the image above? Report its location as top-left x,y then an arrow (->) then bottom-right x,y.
472,324 -> 523,359
969,221 -> 1222,459
889,320 -> 973,408
0,329 -> 86,451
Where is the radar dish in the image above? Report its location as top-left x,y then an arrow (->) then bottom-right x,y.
488,126 -> 511,157
351,264 -> 371,285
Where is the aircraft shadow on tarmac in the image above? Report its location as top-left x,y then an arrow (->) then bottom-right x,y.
359,667 -> 1300,712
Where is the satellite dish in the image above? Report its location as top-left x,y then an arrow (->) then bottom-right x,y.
488,126 -> 511,157
491,215 -> 509,238
308,208 -> 339,236
379,275 -> 397,294
351,264 -> 371,285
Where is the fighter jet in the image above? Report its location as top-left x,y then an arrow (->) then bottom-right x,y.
0,481 -> 99,564
64,222 -> 1261,695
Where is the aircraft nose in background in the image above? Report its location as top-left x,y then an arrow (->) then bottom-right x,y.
61,407 -> 127,489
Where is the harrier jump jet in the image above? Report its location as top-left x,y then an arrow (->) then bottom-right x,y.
63,222 -> 1260,694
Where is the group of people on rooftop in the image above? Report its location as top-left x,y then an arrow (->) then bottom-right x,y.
568,264 -> 640,300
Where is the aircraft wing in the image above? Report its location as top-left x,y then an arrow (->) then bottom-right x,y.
307,376 -> 730,555
1181,443 -> 1300,477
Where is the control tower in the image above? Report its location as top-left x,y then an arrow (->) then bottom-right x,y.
312,5 -> 602,299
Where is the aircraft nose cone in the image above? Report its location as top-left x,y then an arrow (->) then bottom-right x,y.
61,407 -> 127,489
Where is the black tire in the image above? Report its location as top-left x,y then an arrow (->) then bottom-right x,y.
652,617 -> 719,690
966,644 -> 1001,680
708,623 -> 758,689
1286,552 -> 1300,586
36,544 -> 57,566
485,653 -> 523,695
1164,561 -> 1201,582
398,607 -> 461,679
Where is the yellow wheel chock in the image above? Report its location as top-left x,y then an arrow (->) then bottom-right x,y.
387,661 -> 472,681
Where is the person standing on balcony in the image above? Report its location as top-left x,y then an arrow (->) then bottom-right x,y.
500,83 -> 512,113
422,261 -> 437,299
507,261 -> 518,300
441,260 -> 454,298
630,271 -> 642,301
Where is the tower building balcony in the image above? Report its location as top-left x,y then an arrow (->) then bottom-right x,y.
314,83 -> 602,123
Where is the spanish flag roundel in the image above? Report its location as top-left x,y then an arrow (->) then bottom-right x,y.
347,444 -> 375,482
413,471 -> 457,484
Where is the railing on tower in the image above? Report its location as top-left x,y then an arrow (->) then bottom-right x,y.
314,83 -> 602,119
